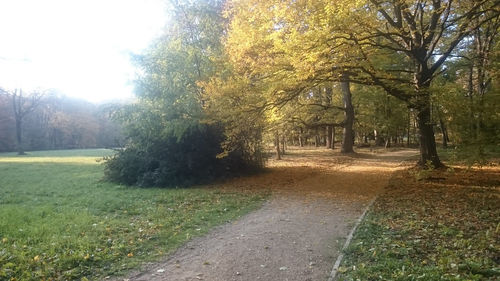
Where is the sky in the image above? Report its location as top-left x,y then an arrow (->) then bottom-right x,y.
0,0 -> 167,103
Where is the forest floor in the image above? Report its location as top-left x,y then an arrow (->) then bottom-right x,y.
122,147 -> 418,281
337,157 -> 500,280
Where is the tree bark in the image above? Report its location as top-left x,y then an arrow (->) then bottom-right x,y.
413,65 -> 443,167
340,74 -> 354,153
415,94 -> 442,168
326,125 -> 333,149
275,133 -> 281,160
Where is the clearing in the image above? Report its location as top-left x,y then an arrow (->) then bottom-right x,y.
124,147 -> 418,281
0,149 -> 265,280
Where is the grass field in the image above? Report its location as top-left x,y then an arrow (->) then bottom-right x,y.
0,149 -> 266,280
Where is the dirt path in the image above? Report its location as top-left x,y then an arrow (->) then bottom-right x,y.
122,148 -> 418,281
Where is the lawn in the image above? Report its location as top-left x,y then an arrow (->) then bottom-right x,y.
337,165 -> 500,280
0,149 -> 266,280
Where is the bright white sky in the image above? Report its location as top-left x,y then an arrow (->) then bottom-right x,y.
0,0 -> 167,103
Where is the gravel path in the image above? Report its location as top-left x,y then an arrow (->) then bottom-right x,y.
121,148 -> 417,281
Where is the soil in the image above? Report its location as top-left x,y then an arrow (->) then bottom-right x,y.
119,147 -> 418,281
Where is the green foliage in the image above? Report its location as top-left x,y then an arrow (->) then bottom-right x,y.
0,149 -> 266,280
354,85 -> 411,145
105,0 -> 264,186
104,124 -> 258,187
432,41 -> 500,165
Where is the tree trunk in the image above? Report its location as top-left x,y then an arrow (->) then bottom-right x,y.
468,63 -> 476,140
340,74 -> 354,153
15,117 -> 25,155
414,69 -> 443,167
326,126 -> 333,149
280,135 -> 285,155
407,110 -> 411,147
298,128 -> 304,147
275,133 -> 281,160
436,106 -> 449,148
384,138 -> 390,149
415,98 -> 442,167
332,126 -> 335,149
439,117 -> 449,148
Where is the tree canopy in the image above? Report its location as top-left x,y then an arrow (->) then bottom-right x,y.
104,0 -> 499,187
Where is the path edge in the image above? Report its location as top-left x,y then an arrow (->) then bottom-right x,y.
326,197 -> 377,281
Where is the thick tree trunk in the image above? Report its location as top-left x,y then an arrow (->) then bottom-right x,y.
414,69 -> 443,167
340,75 -> 354,153
415,99 -> 442,167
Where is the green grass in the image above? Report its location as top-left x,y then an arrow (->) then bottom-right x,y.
437,144 -> 500,167
0,149 -> 267,280
337,168 -> 500,281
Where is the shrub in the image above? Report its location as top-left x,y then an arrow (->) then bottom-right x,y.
104,124 -> 263,187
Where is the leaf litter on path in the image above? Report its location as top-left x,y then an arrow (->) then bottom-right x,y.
119,147 -> 418,281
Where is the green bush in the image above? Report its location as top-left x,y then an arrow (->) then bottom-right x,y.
104,124 -> 262,187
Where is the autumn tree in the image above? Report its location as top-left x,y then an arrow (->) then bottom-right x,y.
223,0 -> 499,166
105,0 -> 264,187
333,0 -> 500,166
222,0 -> 360,154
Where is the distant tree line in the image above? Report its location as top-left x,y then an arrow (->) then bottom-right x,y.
0,89 -> 123,153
